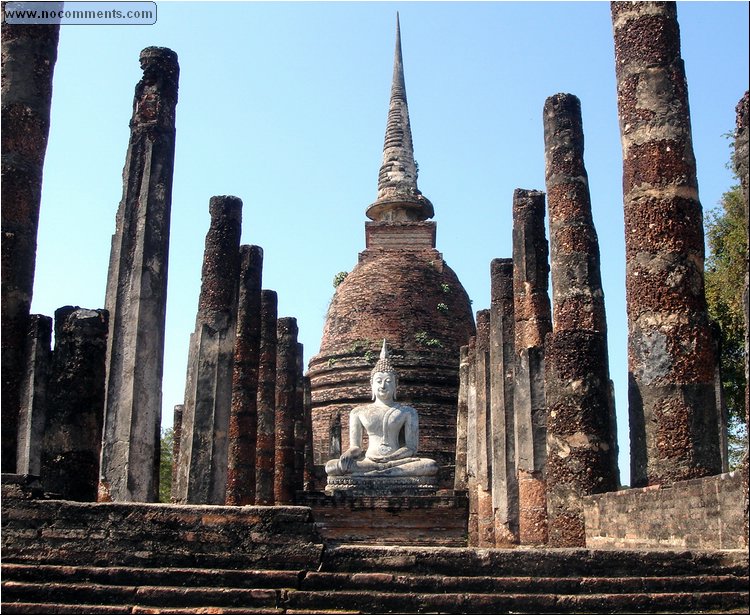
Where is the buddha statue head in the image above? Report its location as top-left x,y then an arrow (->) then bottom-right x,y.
371,339 -> 398,401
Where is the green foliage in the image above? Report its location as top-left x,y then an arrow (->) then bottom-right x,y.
159,427 -> 174,503
333,271 -> 348,288
440,283 -> 451,294
349,339 -> 369,352
705,182 -> 747,469
364,349 -> 375,363
415,331 -> 444,348
436,302 -> 449,313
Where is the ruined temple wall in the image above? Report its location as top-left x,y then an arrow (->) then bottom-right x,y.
583,471 -> 744,551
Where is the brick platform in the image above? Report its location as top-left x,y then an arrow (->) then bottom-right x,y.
301,490 -> 469,546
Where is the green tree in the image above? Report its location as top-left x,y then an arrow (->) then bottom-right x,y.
705,183 -> 747,469
159,427 -> 174,502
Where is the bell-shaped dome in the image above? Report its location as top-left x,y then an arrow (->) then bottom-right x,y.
319,251 -> 474,356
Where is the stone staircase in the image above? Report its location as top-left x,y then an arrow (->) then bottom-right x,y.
2,544 -> 748,614
1,483 -> 748,614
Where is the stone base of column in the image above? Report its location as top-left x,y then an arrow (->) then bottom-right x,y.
493,515 -> 518,547
477,488 -> 495,547
518,470 -> 548,545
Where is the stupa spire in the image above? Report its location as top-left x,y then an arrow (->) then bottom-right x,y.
367,13 -> 434,222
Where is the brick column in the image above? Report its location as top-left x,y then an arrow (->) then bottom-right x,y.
226,245 -> 263,505
294,343 -> 307,495
99,47 -> 179,503
489,258 -> 518,546
170,403 -> 183,502
611,2 -> 721,486
255,290 -> 278,504
1,17 -> 59,472
16,315 -> 52,476
41,307 -> 108,501
302,376 -> 315,492
275,317 -> 299,504
512,188 -> 551,545
454,345 -> 470,492
543,93 -> 620,546
174,196 -> 242,504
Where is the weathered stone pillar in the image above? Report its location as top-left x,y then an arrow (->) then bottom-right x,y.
512,188 -> 551,545
733,91 -> 749,546
612,2 -> 721,486
41,307 -> 108,501
16,315 -> 52,476
454,345 -> 470,492
302,376 -> 315,492
465,337 -> 478,544
226,245 -> 263,505
294,343 -> 307,495
474,310 -> 494,547
174,196 -> 242,504
255,289 -> 278,505
489,258 -> 518,546
99,47 -> 179,503
542,93 -> 620,546
275,317 -> 299,505
1,16 -> 59,472
170,403 -> 183,502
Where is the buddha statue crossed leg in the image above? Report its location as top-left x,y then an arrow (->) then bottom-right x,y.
325,340 -> 438,490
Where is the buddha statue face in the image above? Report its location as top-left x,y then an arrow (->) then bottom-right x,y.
371,370 -> 397,402
370,340 -> 399,402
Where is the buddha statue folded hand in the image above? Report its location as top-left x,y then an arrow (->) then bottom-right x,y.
325,340 -> 438,480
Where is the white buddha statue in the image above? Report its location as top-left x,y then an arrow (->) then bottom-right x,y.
325,340 -> 438,478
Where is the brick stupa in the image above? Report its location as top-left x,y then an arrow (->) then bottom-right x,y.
307,16 -> 476,488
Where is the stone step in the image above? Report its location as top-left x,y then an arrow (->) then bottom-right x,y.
3,563 -> 747,615
5,562 -> 747,595
1,564 -> 304,589
0,581 -> 281,609
299,571 -> 749,594
284,589 -> 749,614
320,544 -> 750,578
3,584 -> 746,615
0,605 -> 291,615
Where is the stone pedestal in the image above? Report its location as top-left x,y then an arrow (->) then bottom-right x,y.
325,475 -> 438,497
303,491 -> 467,546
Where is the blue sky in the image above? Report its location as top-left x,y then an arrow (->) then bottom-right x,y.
31,1 -> 749,486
